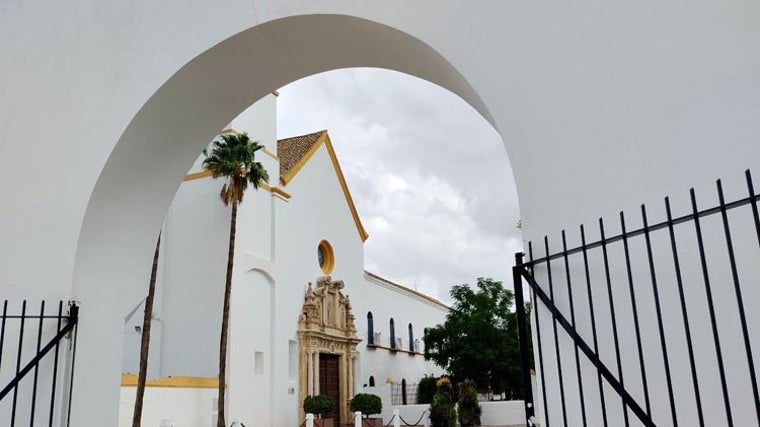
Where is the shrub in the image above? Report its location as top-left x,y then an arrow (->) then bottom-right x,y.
429,377 -> 456,427
303,395 -> 334,418
350,393 -> 382,418
417,375 -> 438,404
457,379 -> 482,427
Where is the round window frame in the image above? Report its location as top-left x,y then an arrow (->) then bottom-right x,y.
318,240 -> 335,274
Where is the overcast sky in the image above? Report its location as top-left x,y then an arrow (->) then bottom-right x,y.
277,68 -> 523,304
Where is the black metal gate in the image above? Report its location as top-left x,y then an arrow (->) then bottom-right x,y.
514,169 -> 760,426
0,300 -> 79,427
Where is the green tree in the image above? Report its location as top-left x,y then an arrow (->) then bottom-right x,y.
416,375 -> 438,404
203,132 -> 269,427
131,233 -> 161,427
423,278 -> 531,397
303,394 -> 334,418
349,393 -> 382,418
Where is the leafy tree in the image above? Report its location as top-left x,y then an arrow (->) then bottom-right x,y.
350,393 -> 382,418
416,375 -> 438,404
303,394 -> 334,418
203,132 -> 269,427
423,278 -> 532,398
131,233 -> 161,427
429,377 -> 456,427
457,379 -> 482,426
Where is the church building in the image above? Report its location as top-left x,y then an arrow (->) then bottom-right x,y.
118,94 -> 449,427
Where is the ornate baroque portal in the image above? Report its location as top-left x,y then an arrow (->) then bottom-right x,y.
298,276 -> 361,423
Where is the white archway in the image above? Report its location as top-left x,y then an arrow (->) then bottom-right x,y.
71,14 -> 498,425
1,2 -> 757,425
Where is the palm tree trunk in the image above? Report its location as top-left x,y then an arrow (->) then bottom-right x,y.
132,232 -> 161,427
218,201 -> 237,427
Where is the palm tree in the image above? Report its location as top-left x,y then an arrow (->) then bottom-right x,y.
132,233 -> 161,427
203,132 -> 269,427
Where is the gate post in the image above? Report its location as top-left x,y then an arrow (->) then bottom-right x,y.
513,252 -> 535,425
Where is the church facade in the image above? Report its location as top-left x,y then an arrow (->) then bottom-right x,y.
118,94 -> 448,427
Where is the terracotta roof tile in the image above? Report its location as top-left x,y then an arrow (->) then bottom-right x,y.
277,130 -> 326,179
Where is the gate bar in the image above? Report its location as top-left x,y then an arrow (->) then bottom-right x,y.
0,305 -> 78,401
561,230 -> 587,427
690,188 -> 733,426
529,243 -> 551,427
580,225 -> 608,427
717,180 -> 760,423
619,212 -> 651,417
513,252 -> 535,426
544,236 -> 568,426
519,267 -> 655,427
664,197 -> 705,427
599,218 -> 629,427
641,205 -> 678,426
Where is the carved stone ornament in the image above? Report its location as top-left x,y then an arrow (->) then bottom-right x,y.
297,276 -> 362,424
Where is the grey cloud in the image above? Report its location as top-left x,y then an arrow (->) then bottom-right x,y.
278,68 -> 523,301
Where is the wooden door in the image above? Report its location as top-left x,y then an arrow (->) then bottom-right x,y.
319,353 -> 341,425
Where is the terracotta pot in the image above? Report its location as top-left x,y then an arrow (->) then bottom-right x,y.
361,417 -> 384,427
314,418 -> 334,427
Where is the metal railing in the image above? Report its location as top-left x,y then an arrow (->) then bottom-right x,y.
514,169 -> 760,427
391,381 -> 418,406
0,300 -> 79,427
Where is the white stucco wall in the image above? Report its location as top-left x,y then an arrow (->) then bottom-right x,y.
355,273 -> 448,391
3,2 -> 760,425
119,386 -> 217,427
117,97 -> 446,427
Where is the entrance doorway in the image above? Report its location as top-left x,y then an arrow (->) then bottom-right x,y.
319,354 -> 341,425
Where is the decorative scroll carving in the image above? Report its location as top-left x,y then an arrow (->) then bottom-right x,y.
297,276 -> 362,424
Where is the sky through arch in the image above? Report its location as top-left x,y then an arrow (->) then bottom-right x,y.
278,68 -> 523,303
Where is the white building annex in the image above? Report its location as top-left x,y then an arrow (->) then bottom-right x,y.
117,95 -> 448,427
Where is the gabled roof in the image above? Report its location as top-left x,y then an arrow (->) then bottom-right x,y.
278,130 -> 326,179
277,130 -> 369,242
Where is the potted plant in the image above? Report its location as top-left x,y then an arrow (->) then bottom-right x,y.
350,393 -> 383,427
429,377 -> 456,427
303,394 -> 335,427
457,379 -> 482,427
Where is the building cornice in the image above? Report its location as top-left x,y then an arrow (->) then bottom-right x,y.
363,271 -> 450,310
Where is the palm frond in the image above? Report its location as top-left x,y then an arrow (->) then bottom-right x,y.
203,131 -> 269,206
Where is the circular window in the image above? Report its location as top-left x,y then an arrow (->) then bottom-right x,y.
318,240 -> 334,274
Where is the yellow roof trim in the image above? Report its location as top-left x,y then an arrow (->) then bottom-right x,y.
323,134 -> 369,242
261,182 -> 292,200
279,131 -> 328,186
184,170 -> 213,181
261,147 -> 279,161
279,131 -> 369,242
183,171 -> 291,200
121,373 -> 218,388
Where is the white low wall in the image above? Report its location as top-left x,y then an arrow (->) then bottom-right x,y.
119,386 -> 217,427
479,401 -> 525,427
393,404 -> 430,426
392,401 -> 526,427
